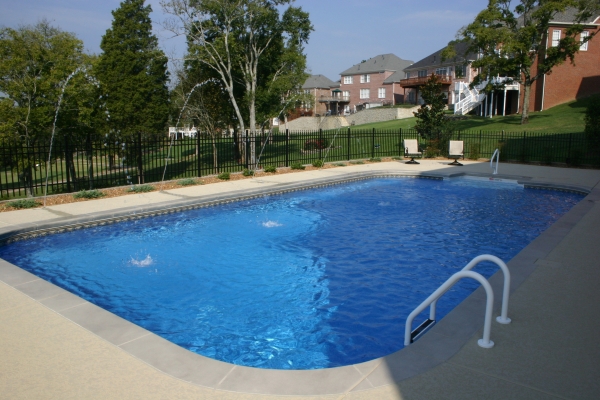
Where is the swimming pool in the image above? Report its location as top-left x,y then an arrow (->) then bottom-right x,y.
0,177 -> 583,370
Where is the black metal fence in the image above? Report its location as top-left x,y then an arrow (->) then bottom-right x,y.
1,129 -> 598,199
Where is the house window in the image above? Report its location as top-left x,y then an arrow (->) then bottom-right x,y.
360,89 -> 370,99
552,29 -> 561,47
304,89 -> 310,94
580,31 -> 589,51
435,67 -> 447,76
360,74 -> 370,83
418,70 -> 428,77
378,88 -> 386,98
406,72 -> 411,79
342,90 -> 350,98
343,76 -> 353,84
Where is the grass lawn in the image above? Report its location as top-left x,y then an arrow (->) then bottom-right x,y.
354,97 -> 591,133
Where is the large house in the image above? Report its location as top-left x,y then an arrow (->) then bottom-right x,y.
301,74 -> 339,116
338,54 -> 414,113
401,8 -> 600,117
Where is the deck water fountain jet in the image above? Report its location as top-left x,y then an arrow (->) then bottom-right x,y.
159,79 -> 217,191
43,67 -> 100,207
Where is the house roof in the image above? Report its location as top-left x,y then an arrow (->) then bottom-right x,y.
550,6 -> 599,24
383,70 -> 405,84
404,41 -> 477,72
340,54 -> 414,76
302,74 -> 337,89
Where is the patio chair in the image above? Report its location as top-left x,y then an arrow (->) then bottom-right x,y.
448,141 -> 464,166
404,139 -> 422,164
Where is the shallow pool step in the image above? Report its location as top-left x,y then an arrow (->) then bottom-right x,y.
410,318 -> 436,343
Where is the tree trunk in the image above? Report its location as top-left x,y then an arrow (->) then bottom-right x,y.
521,84 -> 531,125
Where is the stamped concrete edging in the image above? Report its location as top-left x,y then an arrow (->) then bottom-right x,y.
0,170 -> 595,396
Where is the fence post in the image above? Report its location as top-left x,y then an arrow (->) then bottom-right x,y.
137,131 -> 144,184
522,131 -> 527,162
399,128 -> 403,157
347,128 -> 351,161
319,129 -> 323,161
65,135 -> 71,193
372,128 -> 376,159
245,129 -> 249,169
196,130 -> 202,177
285,129 -> 289,167
567,133 -> 572,165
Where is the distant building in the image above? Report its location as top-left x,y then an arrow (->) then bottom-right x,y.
301,74 -> 339,116
339,54 -> 414,113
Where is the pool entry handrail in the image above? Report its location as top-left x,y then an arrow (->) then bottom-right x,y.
461,254 -> 511,324
491,148 -> 500,175
404,270 -> 496,348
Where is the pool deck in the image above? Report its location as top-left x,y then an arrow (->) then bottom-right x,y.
1,160 -> 599,399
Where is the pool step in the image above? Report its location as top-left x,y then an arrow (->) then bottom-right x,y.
410,318 -> 436,343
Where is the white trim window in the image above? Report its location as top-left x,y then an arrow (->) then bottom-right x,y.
435,67 -> 447,76
552,29 -> 561,47
360,88 -> 370,99
580,31 -> 589,51
360,74 -> 370,83
343,76 -> 353,84
418,70 -> 428,77
378,88 -> 386,98
342,90 -> 350,98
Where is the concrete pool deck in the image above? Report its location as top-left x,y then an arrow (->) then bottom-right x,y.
1,160 -> 599,399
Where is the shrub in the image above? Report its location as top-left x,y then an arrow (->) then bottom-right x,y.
73,190 -> 105,199
585,95 -> 600,151
312,159 -> 324,168
290,162 -> 305,170
468,143 -> 481,160
177,178 -> 197,186
303,139 -> 330,151
217,172 -> 230,180
128,184 -> 155,193
242,169 -> 254,176
264,165 -> 277,173
7,199 -> 41,209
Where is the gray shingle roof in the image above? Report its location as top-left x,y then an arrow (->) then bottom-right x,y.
340,54 -> 414,76
302,74 -> 337,89
404,42 -> 477,72
551,6 -> 599,24
383,70 -> 405,84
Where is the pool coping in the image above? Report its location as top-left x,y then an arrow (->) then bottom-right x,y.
0,168 -> 597,396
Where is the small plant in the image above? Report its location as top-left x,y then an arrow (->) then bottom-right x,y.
303,139 -> 330,151
7,199 -> 41,209
312,159 -> 324,168
333,162 -> 347,167
468,143 -> 481,160
177,178 -> 197,186
218,172 -> 230,180
350,160 -> 365,165
290,162 -> 306,170
242,169 -> 254,176
264,165 -> 277,173
128,184 -> 154,193
369,157 -> 382,162
73,190 -> 105,199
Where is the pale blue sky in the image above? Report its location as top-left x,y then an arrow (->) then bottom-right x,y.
0,0 -> 489,81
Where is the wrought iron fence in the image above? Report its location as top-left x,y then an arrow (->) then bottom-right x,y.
1,129 -> 598,199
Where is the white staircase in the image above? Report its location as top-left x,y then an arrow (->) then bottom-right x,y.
454,81 -> 486,115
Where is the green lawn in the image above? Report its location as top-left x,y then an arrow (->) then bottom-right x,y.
354,97 -> 591,133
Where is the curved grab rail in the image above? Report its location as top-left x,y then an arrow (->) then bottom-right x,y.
490,148 -> 500,175
404,270 -> 495,348
463,255 -> 511,324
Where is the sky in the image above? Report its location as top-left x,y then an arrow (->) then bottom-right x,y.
0,0 -> 488,81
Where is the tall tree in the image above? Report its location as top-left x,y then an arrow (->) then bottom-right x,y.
0,21 -> 86,196
97,0 -> 170,180
413,74 -> 448,139
163,0 -> 312,165
444,0 -> 597,124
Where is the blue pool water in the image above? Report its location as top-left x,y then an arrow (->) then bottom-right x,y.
0,178 -> 583,369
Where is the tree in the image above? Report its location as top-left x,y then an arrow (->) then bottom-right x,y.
413,74 -> 448,140
97,0 -> 170,181
0,21 -> 86,196
163,0 -> 312,166
444,0 -> 597,124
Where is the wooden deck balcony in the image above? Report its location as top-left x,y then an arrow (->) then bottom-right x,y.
400,75 -> 452,88
318,95 -> 350,103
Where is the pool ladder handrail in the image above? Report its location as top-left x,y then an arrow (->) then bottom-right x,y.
404,254 -> 511,349
491,148 -> 500,175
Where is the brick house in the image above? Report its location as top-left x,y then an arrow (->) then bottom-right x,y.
301,74 -> 339,116
526,9 -> 600,112
339,54 -> 414,113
